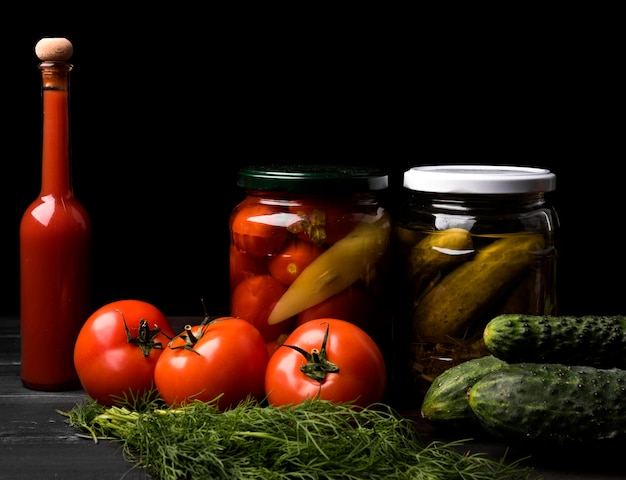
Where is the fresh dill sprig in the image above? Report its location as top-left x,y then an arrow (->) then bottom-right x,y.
58,397 -> 539,480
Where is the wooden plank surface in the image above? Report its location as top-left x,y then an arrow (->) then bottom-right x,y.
0,317 -> 198,479
1,316 -> 624,479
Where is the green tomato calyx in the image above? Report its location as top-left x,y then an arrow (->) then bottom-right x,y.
281,322 -> 340,382
121,312 -> 170,357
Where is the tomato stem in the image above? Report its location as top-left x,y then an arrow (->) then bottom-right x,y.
165,304 -> 223,355
167,325 -> 203,355
281,322 -> 339,382
184,325 -> 199,345
121,312 -> 169,357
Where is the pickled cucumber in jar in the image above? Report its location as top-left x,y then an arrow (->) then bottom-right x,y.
394,165 -> 558,399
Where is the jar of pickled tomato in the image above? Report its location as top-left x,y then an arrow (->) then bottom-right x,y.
229,165 -> 395,395
393,165 -> 559,402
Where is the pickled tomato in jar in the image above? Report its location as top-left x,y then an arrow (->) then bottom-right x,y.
228,165 -> 393,364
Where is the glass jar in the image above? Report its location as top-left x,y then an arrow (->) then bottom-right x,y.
393,165 -> 558,401
229,165 -> 395,396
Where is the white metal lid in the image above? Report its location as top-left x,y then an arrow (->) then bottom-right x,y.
403,165 -> 556,194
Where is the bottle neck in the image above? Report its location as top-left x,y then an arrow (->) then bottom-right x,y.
39,61 -> 72,196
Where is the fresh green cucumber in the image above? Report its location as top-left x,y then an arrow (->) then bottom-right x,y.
468,362 -> 626,446
420,355 -> 508,427
483,314 -> 626,368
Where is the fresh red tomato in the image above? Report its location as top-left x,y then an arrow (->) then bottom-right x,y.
229,244 -> 268,291
296,285 -> 374,329
230,203 -> 293,257
264,318 -> 387,408
154,316 -> 269,409
231,274 -> 295,343
73,299 -> 176,407
267,238 -> 323,286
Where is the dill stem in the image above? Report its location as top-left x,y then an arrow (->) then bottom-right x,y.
59,397 -> 538,480
233,431 -> 288,443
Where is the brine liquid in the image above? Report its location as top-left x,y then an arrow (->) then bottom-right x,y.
394,226 -> 557,398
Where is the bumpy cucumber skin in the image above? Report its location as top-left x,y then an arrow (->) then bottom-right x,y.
468,363 -> 626,445
484,314 -> 626,368
420,355 -> 508,427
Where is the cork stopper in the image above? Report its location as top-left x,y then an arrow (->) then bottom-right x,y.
35,37 -> 73,61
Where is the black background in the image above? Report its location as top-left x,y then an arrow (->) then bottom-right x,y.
1,12 -> 622,318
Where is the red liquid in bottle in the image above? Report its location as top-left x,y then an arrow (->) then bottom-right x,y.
19,49 -> 92,391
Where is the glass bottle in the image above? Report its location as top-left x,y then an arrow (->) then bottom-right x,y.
393,165 -> 558,403
19,38 -> 92,391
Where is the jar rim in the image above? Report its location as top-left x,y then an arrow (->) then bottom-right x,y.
403,165 -> 556,194
238,165 -> 389,192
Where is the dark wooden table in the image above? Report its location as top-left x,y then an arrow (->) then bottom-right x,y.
1,316 -> 624,479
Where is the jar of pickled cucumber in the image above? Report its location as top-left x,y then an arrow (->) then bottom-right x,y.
393,165 -> 559,401
229,165 -> 395,397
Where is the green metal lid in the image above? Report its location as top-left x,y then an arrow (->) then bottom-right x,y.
237,165 -> 389,192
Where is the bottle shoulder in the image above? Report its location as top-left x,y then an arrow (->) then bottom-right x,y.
21,194 -> 91,229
